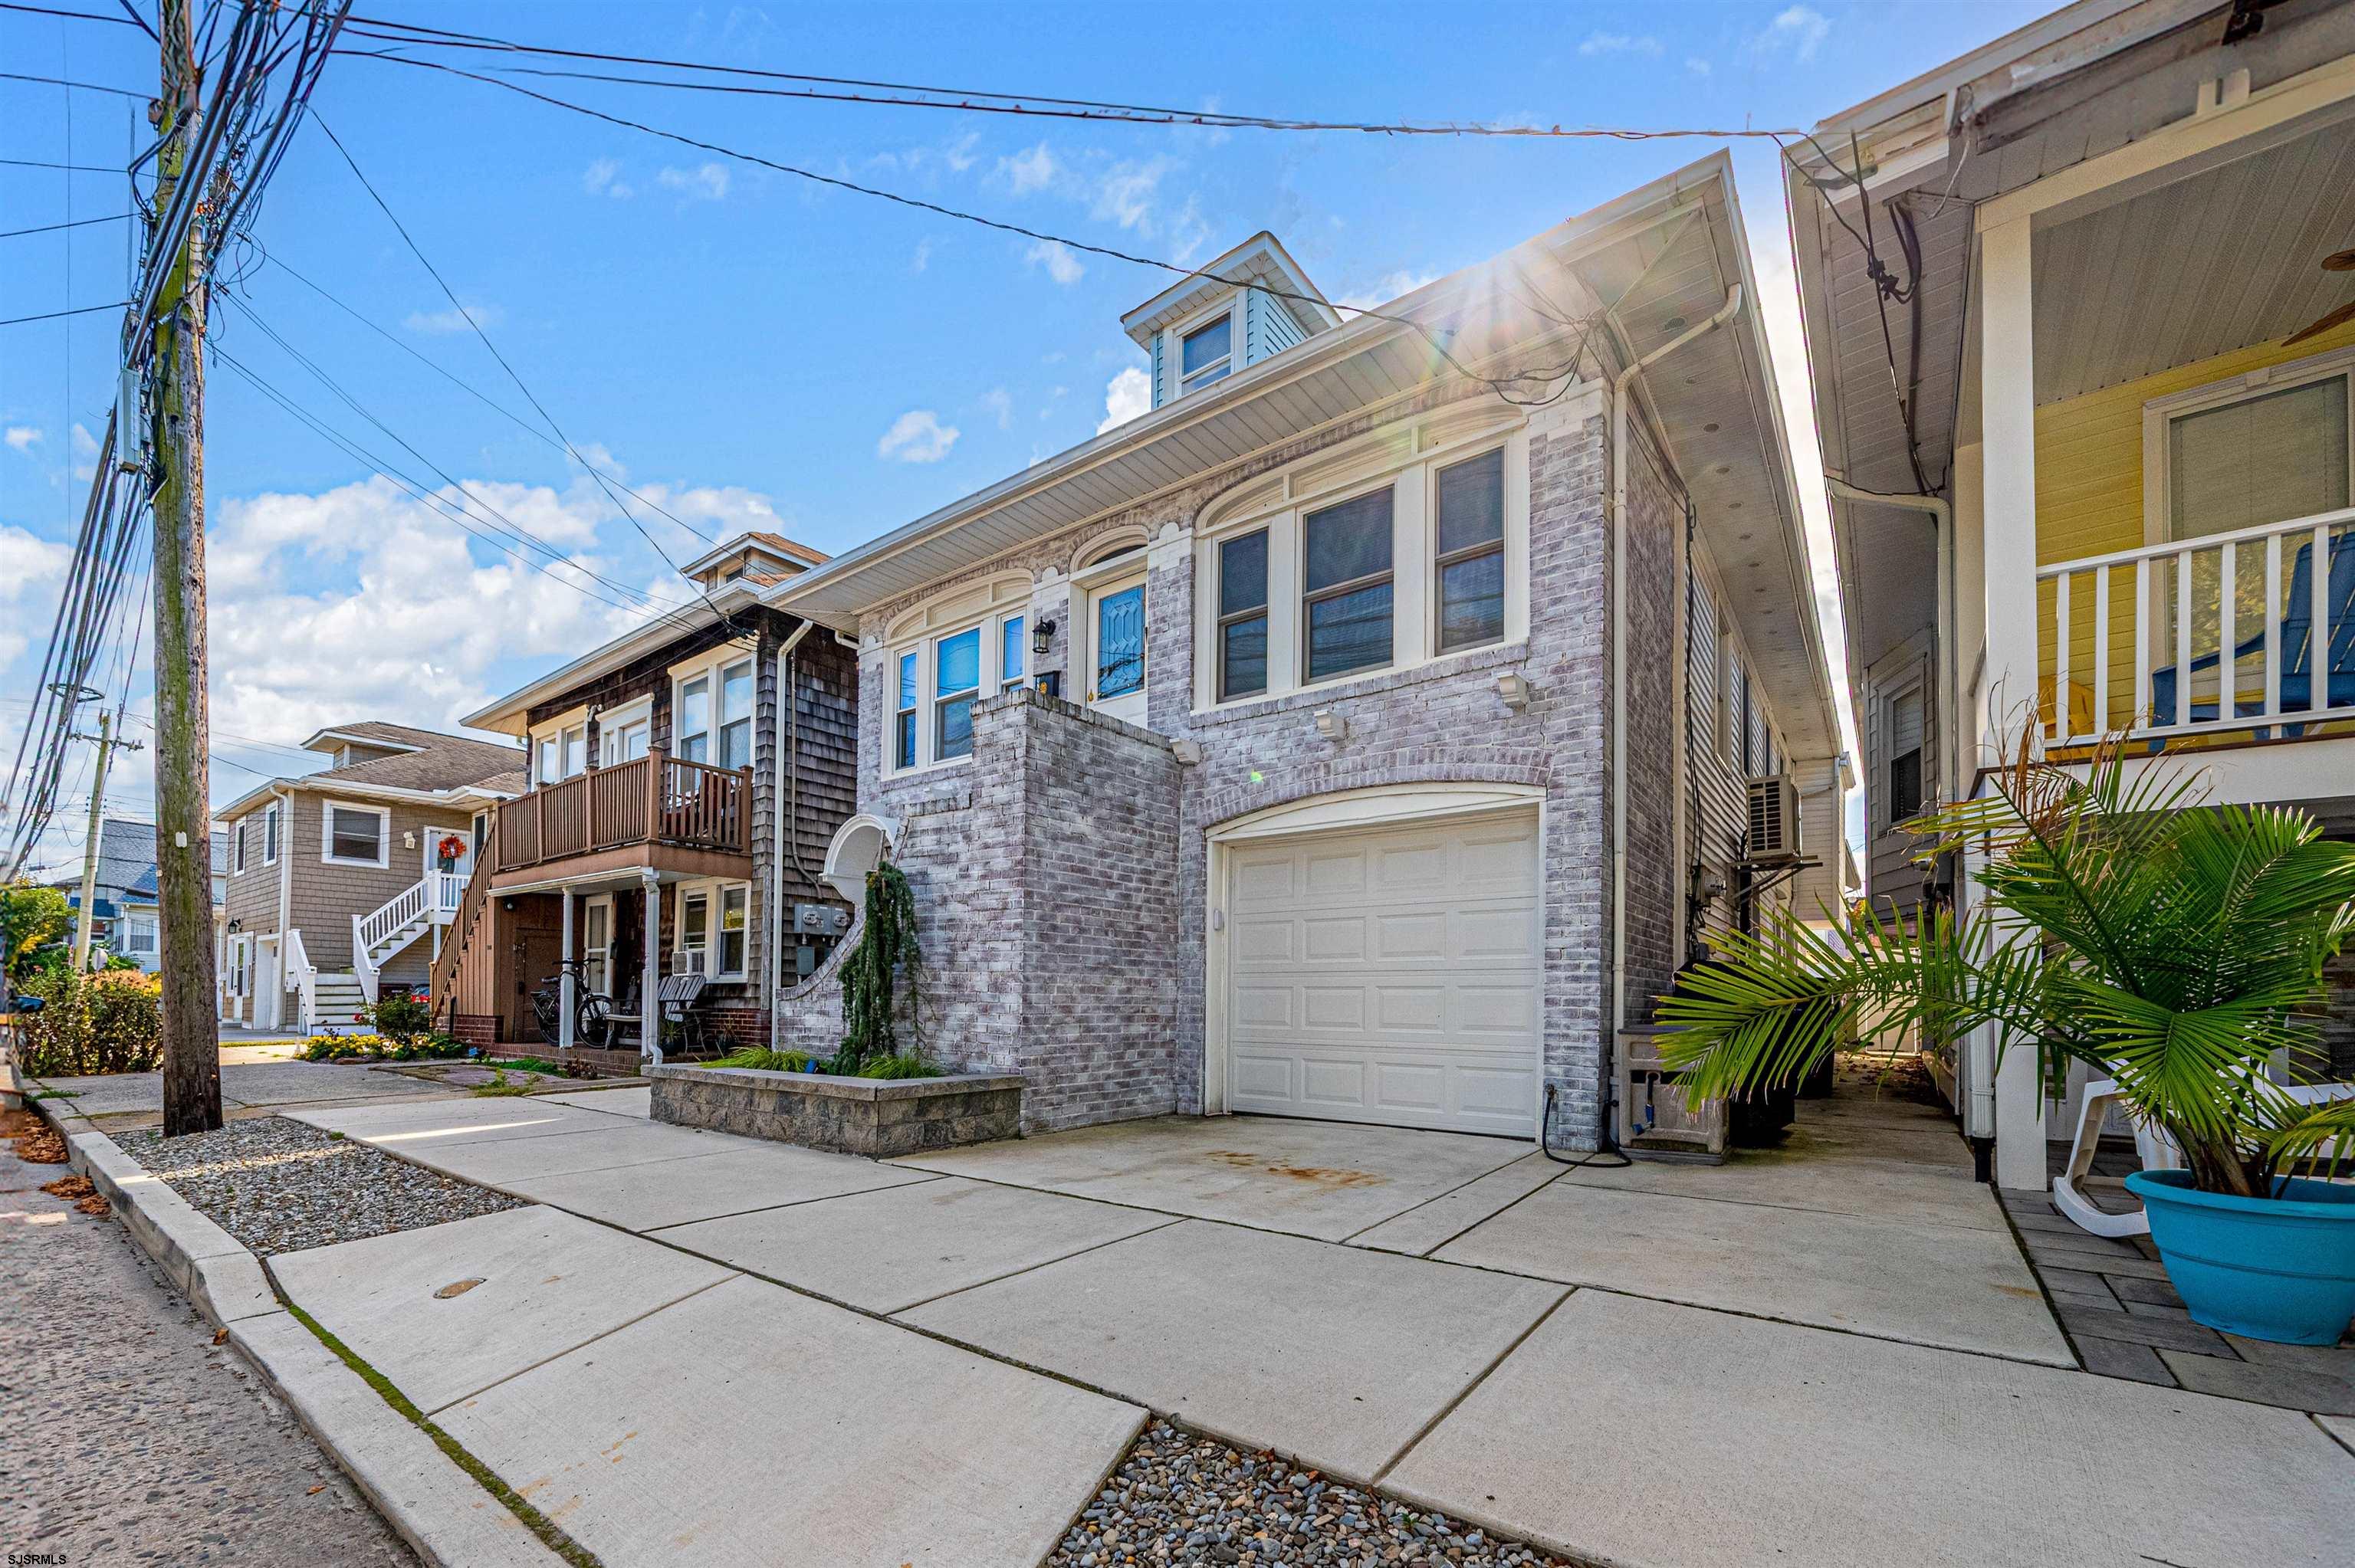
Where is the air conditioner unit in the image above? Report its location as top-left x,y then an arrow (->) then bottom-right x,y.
1746,773 -> 1802,863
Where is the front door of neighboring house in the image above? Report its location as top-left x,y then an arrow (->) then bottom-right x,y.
1083,567 -> 1148,724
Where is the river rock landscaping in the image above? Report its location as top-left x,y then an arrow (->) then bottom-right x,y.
117,1115 -> 525,1255
1048,1422 -> 1572,1567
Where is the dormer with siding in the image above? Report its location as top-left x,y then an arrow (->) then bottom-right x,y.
1118,232 -> 1341,410
678,531 -> 831,592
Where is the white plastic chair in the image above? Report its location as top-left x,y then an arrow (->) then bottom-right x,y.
2054,1075 -> 2354,1238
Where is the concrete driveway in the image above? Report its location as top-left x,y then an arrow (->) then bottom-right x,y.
276,1085 -> 2355,1568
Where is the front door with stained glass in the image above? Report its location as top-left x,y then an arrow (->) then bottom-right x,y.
1090,578 -> 1147,723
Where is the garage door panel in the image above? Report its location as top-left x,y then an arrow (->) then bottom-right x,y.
1223,809 -> 1540,1137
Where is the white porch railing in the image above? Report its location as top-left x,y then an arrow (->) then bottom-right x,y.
429,869 -> 467,920
284,927 -> 317,1035
2038,504 -> 2354,746
352,872 -> 467,1002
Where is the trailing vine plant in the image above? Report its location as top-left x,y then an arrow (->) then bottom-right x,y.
835,859 -> 923,1072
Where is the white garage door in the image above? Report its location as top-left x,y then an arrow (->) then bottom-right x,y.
1223,809 -> 1542,1137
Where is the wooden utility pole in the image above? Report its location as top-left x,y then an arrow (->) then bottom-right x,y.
70,710 -> 117,971
149,0 -> 221,1136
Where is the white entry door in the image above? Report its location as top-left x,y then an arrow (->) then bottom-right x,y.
1223,809 -> 1542,1137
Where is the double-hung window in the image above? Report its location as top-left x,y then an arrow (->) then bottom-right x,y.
123,915 -> 157,957
934,627 -> 982,762
1302,488 -> 1395,683
717,884 -> 748,979
677,886 -> 711,976
233,818 -> 250,874
674,881 -> 749,981
1435,448 -> 1506,652
895,652 -> 919,769
1179,313 -> 1233,395
1217,530 -> 1269,700
263,802 -> 281,866
537,722 -> 586,783
678,656 -> 755,769
323,802 -> 389,868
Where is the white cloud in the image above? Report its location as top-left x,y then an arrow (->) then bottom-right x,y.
0,523 -> 73,668
1001,143 -> 1059,195
1578,31 -> 1662,57
658,162 -> 731,202
69,422 -> 97,480
1025,239 -> 1085,286
5,425 -> 42,451
978,388 -> 1013,430
1095,367 -> 1151,434
1092,157 -> 1171,231
943,131 -> 979,172
875,409 -> 958,464
910,237 -> 933,273
1764,5 -> 1831,61
1687,56 -> 1713,76
582,158 -> 633,198
403,303 -> 503,336
1335,269 -> 1439,313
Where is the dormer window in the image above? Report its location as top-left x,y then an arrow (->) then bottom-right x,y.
1180,314 -> 1234,395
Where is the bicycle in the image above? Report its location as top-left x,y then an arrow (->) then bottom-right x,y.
530,959 -> 613,1048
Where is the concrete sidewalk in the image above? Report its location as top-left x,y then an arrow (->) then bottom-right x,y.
278,1093 -> 2355,1568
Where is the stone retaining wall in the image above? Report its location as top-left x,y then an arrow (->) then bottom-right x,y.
650,1064 -> 1023,1156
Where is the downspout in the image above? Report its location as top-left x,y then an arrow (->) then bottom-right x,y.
1608,284 -> 1741,1147
770,620 -> 816,1053
1822,477 -> 1985,1145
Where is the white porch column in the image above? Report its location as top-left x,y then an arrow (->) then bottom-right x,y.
558,890 -> 575,1053
639,869 -> 663,1066
1979,212 -> 2050,1192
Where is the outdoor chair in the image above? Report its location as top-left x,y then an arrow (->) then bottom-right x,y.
655,971 -> 712,1058
2054,1071 -> 2355,1238
2146,530 -> 2354,737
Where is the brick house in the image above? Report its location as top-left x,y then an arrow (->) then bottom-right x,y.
429,533 -> 859,1061
767,154 -> 1849,1149
214,722 -> 524,1034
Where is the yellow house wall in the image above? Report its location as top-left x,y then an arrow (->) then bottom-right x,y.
2033,319 -> 2355,736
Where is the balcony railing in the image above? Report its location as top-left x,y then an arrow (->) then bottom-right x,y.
492,749 -> 751,874
2038,505 -> 2354,746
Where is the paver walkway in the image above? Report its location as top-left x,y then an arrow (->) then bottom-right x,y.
268,1081 -> 2355,1567
0,1116 -> 415,1566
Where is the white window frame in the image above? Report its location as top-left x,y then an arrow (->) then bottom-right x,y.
596,697 -> 653,767
122,912 -> 158,956
1168,295 -> 1240,401
262,801 -> 281,867
320,799 -> 392,869
1191,416 -> 1529,713
233,815 -> 250,875
227,933 -> 251,998
672,877 -> 751,982
530,704 -> 590,786
2140,344 -> 2355,546
880,576 -> 1033,777
670,643 -> 758,772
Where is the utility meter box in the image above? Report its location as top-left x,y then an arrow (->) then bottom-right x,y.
793,903 -> 850,937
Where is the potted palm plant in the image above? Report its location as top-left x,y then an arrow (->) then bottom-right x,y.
1654,737 -> 2355,1345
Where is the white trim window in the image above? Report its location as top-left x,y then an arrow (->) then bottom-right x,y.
2146,347 -> 2354,546
227,934 -> 250,998
262,801 -> 281,867
233,816 -> 251,875
1193,418 -> 1529,710
536,720 -> 587,784
675,652 -> 756,770
674,880 -> 750,982
881,576 -> 1032,775
598,699 -> 652,767
1176,306 -> 1235,397
321,800 -> 391,868
122,913 -> 158,957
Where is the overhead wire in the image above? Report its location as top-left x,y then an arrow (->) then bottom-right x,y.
0,210 -> 130,238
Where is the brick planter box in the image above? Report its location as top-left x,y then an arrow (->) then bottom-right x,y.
649,1064 -> 1023,1156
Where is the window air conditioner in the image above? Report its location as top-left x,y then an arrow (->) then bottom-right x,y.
1746,773 -> 1802,863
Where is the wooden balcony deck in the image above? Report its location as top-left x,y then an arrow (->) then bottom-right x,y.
489,750 -> 752,887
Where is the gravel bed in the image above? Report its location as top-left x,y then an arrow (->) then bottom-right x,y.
1048,1422 -> 1571,1567
118,1115 -> 525,1255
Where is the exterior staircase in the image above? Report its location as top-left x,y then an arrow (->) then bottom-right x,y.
352,871 -> 468,1003
307,971 -> 372,1035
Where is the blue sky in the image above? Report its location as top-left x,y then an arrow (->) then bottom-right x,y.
1,0 -> 2050,868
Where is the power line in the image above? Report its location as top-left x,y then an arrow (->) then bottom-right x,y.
0,209 -> 130,238
0,69 -> 144,97
339,15 -> 1803,141
0,299 -> 126,326
0,2 -> 140,25
0,154 -> 120,171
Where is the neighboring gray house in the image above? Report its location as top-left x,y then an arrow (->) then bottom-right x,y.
769,156 -> 1848,1150
47,818 -> 228,972
214,722 -> 524,1034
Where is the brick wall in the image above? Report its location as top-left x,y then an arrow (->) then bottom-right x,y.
824,379 -> 1731,1149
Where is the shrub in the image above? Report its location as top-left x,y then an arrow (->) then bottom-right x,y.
297,1032 -> 458,1063
856,1054 -> 942,1081
15,967 -> 164,1077
709,1047 -> 811,1072
2,882 -> 72,984
368,993 -> 434,1042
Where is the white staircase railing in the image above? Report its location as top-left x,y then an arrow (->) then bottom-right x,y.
353,873 -> 463,1003
284,927 -> 318,1035
429,869 -> 468,920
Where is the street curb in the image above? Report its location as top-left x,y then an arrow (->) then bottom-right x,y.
31,1101 -> 563,1568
